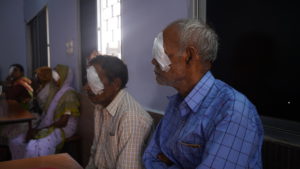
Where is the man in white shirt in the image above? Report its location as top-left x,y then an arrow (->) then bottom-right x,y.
85,55 -> 153,169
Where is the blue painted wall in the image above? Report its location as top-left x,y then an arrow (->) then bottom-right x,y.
24,0 -> 81,90
122,0 -> 189,112
0,0 -> 27,80
0,0 -> 81,90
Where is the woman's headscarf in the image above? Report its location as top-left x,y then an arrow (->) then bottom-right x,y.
54,64 -> 73,89
43,64 -> 73,113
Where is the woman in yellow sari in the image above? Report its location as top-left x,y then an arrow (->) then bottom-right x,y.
9,64 -> 80,159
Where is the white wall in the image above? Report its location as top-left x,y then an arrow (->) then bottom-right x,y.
122,0 -> 189,113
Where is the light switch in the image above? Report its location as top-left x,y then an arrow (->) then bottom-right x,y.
66,40 -> 74,55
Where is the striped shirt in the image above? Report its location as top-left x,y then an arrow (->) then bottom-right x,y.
86,89 -> 153,169
143,71 -> 264,169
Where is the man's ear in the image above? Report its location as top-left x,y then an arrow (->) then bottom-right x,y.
185,46 -> 198,64
113,78 -> 122,91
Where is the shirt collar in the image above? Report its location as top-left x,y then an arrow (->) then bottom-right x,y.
106,89 -> 126,116
167,72 -> 215,116
184,71 -> 215,113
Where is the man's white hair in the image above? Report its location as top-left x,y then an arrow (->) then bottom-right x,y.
169,19 -> 219,62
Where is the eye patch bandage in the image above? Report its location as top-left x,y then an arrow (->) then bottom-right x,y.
152,32 -> 171,72
87,66 -> 104,95
9,66 -> 16,76
52,70 -> 60,82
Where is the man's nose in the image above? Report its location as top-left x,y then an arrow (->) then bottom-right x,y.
152,58 -> 158,66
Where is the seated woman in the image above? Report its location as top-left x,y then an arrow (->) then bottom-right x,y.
30,66 -> 53,125
9,64 -> 80,159
30,67 -> 53,111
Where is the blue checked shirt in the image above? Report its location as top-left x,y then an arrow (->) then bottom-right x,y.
143,71 -> 263,169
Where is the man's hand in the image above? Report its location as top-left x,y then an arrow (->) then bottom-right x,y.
157,153 -> 174,166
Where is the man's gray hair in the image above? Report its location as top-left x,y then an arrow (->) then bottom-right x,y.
170,19 -> 219,62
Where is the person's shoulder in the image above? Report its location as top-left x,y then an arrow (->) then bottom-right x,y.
214,80 -> 256,112
121,90 -> 144,111
215,80 -> 249,101
120,90 -> 153,123
213,80 -> 260,123
66,89 -> 78,95
60,89 -> 79,103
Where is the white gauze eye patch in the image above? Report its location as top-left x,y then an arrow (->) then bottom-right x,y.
52,70 -> 60,82
9,66 -> 15,76
87,66 -> 104,95
152,32 -> 171,72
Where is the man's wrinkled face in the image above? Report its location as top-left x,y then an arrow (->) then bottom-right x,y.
85,64 -> 118,107
152,25 -> 187,87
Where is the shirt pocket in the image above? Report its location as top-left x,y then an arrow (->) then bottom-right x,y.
177,134 -> 204,163
178,141 -> 202,148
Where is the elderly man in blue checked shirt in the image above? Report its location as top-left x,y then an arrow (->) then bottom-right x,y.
143,18 -> 264,169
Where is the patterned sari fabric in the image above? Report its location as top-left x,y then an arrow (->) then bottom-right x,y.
9,64 -> 80,159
